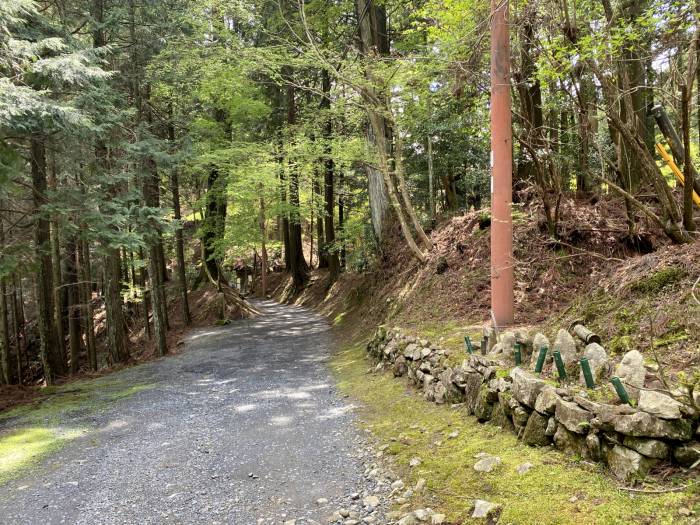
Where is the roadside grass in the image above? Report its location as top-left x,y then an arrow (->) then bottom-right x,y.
0,377 -> 153,485
331,344 -> 698,525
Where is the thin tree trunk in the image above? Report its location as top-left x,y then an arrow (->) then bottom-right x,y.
65,236 -> 81,375
395,129 -> 431,248
10,277 -> 22,384
681,86 -> 696,231
338,168 -> 346,269
171,170 -> 191,325
139,246 -> 151,340
79,238 -> 97,371
0,210 -> 10,384
258,186 -> 269,296
31,137 -> 65,384
427,136 -> 434,220
48,157 -> 66,369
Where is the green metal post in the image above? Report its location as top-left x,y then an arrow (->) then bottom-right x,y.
553,350 -> 567,380
534,345 -> 548,373
611,376 -> 631,405
580,357 -> 595,388
514,343 -> 522,366
464,335 -> 474,354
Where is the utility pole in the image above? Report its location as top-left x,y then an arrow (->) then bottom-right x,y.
490,0 -> 514,326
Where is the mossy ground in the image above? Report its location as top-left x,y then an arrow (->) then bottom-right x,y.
331,344 -> 698,525
0,377 -> 152,485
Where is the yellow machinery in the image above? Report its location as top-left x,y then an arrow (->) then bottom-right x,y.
655,142 -> 700,206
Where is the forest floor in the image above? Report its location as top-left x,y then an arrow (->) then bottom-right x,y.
0,301 -> 391,525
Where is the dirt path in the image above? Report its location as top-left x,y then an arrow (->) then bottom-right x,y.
0,301 -> 386,524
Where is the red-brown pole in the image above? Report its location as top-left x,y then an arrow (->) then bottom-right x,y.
490,0 -> 514,326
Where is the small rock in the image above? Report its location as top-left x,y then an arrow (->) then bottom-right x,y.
398,514 -> 418,525
413,508 -> 433,521
553,329 -> 577,367
362,495 -> 380,508
391,480 -> 405,491
409,457 -> 422,467
605,445 -> 656,480
614,350 -> 646,401
473,454 -> 502,473
471,499 -> 502,519
581,343 -> 609,383
317,498 -> 329,505
431,514 -> 446,525
516,462 -> 534,475
414,478 -> 427,492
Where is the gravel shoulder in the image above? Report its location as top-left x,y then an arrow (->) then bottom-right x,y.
0,300 -> 388,525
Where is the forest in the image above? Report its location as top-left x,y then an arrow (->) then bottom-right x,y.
0,0 -> 699,522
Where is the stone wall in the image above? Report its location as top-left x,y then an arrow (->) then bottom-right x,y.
367,327 -> 700,480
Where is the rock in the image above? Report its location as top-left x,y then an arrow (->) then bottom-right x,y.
398,514 -> 418,525
393,356 -> 408,377
414,478 -> 427,492
638,390 -> 683,420
447,431 -> 459,439
545,417 -> 557,436
362,495 -> 380,508
553,329 -> 578,367
586,433 -> 601,461
516,462 -> 534,475
555,398 -> 593,434
530,333 -> 550,369
534,385 -> 560,415
317,498 -> 329,505
512,406 -> 530,428
488,342 -> 506,356
522,411 -> 551,446
613,411 -> 693,440
391,480 -> 405,491
581,343 -> 609,383
284,520 -> 297,525
605,445 -> 656,480
413,509 -> 433,521
421,347 -> 432,359
510,368 -> 546,408
473,386 -> 495,422
622,436 -> 670,459
430,514 -> 446,525
473,454 -> 502,472
471,499 -> 502,520
409,457 -> 422,467
463,372 -> 484,415
673,442 -> 700,467
490,402 -> 515,432
553,424 -> 587,457
404,343 -> 419,360
432,381 -> 447,404
614,350 -> 646,401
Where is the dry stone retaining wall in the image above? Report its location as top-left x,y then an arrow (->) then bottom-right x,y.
367,327 -> 700,480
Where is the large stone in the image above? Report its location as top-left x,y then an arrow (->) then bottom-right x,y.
605,445 -> 656,480
534,385 -> 560,415
512,406 -> 530,428
393,356 -> 408,377
522,411 -> 551,446
510,368 -> 546,408
553,329 -> 578,367
432,381 -> 447,404
464,372 -> 485,415
490,402 -> 515,432
530,333 -> 550,362
638,390 -> 682,420
586,433 -> 601,461
581,343 -> 609,384
613,411 -> 693,440
404,343 -> 419,360
555,398 -> 593,434
553,424 -> 587,457
439,369 -> 464,404
473,386 -> 495,422
673,442 -> 700,467
622,436 -> 670,459
614,350 -> 646,401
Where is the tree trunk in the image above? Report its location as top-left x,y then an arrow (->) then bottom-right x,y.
31,137 -> 65,384
338,168 -> 346,269
48,158 -> 66,370
356,0 -> 391,241
79,238 -> 97,371
139,246 -> 151,340
10,276 -> 22,384
314,178 -> 327,268
427,136 -> 435,220
64,236 -> 81,375
258,186 -> 269,296
203,167 -> 228,283
681,86 -> 696,231
171,170 -> 191,325
286,82 -> 309,290
0,210 -> 10,384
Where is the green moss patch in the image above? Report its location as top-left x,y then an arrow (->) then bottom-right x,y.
331,344 -> 697,525
630,267 -> 686,295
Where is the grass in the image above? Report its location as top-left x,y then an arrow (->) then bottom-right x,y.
331,344 -> 698,525
0,376 -> 153,485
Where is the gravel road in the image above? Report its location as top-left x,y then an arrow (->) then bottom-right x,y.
0,301 -> 387,525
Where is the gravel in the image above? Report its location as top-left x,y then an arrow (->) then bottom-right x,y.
0,300 -> 389,524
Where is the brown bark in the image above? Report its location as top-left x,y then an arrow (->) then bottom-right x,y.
0,209 -> 10,384
65,236 -> 81,375
78,238 -> 97,370
31,137 -> 65,383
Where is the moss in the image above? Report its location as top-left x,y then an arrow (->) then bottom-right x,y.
331,344 -> 696,525
0,427 -> 83,484
0,377 -> 152,485
630,267 -> 687,295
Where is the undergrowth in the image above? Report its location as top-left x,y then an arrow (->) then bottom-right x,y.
331,344 -> 698,525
